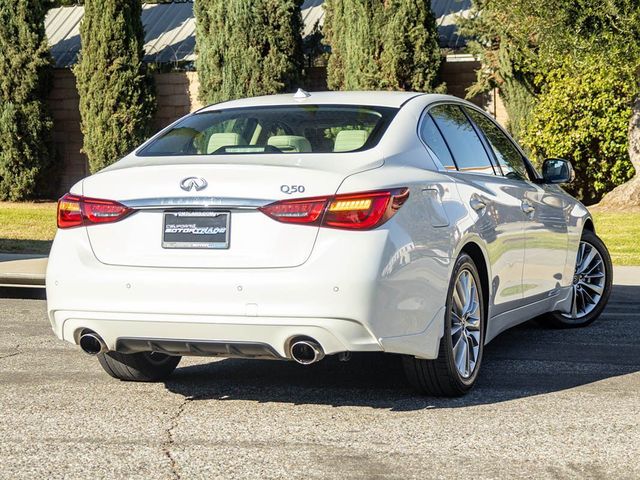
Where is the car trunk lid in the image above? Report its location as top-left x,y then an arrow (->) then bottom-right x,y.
81,156 -> 379,268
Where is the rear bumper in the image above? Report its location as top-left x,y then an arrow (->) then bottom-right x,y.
47,226 -> 450,360
51,311 -> 382,358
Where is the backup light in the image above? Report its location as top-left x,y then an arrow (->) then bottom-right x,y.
259,188 -> 409,230
328,198 -> 372,212
57,193 -> 133,229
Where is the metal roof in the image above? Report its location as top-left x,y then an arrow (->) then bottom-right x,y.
46,0 -> 471,68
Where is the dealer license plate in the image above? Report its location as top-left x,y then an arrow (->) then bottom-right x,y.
162,211 -> 230,249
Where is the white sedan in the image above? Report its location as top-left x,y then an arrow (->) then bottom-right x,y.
47,91 -> 612,396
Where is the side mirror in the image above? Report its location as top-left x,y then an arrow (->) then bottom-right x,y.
541,158 -> 575,184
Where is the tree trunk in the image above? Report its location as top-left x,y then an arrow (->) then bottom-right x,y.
598,96 -> 640,209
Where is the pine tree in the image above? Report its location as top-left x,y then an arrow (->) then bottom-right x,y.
324,0 -> 441,92
74,0 -> 155,173
195,0 -> 304,105
0,0 -> 55,200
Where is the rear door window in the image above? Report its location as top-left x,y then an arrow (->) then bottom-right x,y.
465,108 -> 531,181
429,104 -> 495,175
419,114 -> 456,170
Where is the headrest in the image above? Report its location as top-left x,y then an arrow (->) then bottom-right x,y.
267,135 -> 312,153
333,130 -> 369,152
207,132 -> 245,153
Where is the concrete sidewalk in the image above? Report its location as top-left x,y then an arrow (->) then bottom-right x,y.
611,265 -> 640,285
0,254 -> 47,287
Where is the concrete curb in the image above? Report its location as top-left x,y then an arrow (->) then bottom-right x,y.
0,254 -> 48,288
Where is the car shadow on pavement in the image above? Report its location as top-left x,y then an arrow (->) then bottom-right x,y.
164,285 -> 640,411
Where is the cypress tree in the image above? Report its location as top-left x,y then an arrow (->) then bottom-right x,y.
74,0 -> 155,173
196,0 -> 304,105
324,0 -> 441,92
0,0 -> 54,200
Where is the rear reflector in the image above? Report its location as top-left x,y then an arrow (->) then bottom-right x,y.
57,193 -> 133,229
259,188 -> 409,230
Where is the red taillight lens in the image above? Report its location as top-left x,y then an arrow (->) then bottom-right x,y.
259,188 -> 409,230
57,194 -> 83,228
57,193 -> 132,229
259,196 -> 327,225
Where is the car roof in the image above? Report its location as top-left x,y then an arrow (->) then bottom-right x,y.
198,91 -> 430,111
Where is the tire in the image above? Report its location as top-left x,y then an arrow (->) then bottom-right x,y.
542,229 -> 612,328
97,351 -> 181,382
403,253 -> 485,397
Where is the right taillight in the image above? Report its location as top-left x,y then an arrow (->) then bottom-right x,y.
57,193 -> 133,229
259,188 -> 409,230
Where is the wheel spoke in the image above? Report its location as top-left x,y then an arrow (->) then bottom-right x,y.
578,247 -> 596,274
577,243 -> 585,265
463,281 -> 475,315
457,273 -> 469,309
583,271 -> 604,280
454,333 -> 467,374
453,285 -> 464,314
571,287 -> 578,318
580,281 -> 603,296
467,329 -> 480,346
466,315 -> 481,331
464,336 -> 472,375
583,259 -> 603,277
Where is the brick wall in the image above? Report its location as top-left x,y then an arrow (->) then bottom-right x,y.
439,59 -> 486,107
48,69 -> 87,195
153,71 -> 202,131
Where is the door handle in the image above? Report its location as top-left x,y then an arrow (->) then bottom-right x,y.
470,197 -> 487,212
521,201 -> 535,214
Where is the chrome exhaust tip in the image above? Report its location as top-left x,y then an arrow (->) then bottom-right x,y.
290,339 -> 325,365
79,332 -> 107,356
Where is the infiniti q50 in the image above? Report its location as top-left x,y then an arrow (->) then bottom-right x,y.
47,91 -> 612,396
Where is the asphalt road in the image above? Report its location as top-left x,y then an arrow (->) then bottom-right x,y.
0,285 -> 639,479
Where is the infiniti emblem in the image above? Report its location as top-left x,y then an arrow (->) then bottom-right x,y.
180,177 -> 208,192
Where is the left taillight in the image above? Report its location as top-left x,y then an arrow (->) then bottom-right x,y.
57,193 -> 133,229
259,188 -> 409,230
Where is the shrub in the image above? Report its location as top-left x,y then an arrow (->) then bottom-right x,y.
74,0 -> 155,173
324,0 -> 441,92
522,59 -> 636,204
0,0 -> 55,200
195,0 -> 304,105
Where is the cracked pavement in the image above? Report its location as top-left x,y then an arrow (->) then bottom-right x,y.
0,284 -> 639,479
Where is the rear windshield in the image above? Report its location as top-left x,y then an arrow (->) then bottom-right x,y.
138,105 -> 398,156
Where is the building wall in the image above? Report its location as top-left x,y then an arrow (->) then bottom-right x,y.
153,72 -> 202,131
439,58 -> 485,107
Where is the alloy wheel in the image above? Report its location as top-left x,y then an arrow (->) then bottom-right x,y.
451,269 -> 482,378
562,241 -> 606,319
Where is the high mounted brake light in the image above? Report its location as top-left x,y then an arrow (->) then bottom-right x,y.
259,188 -> 409,230
57,194 -> 133,229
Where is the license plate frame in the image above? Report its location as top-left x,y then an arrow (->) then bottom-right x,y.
162,211 -> 230,249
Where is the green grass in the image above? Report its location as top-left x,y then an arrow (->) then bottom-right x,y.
0,202 -> 637,265
0,202 -> 57,254
592,210 -> 640,266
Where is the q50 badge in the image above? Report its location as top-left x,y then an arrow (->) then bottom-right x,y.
280,185 -> 306,194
